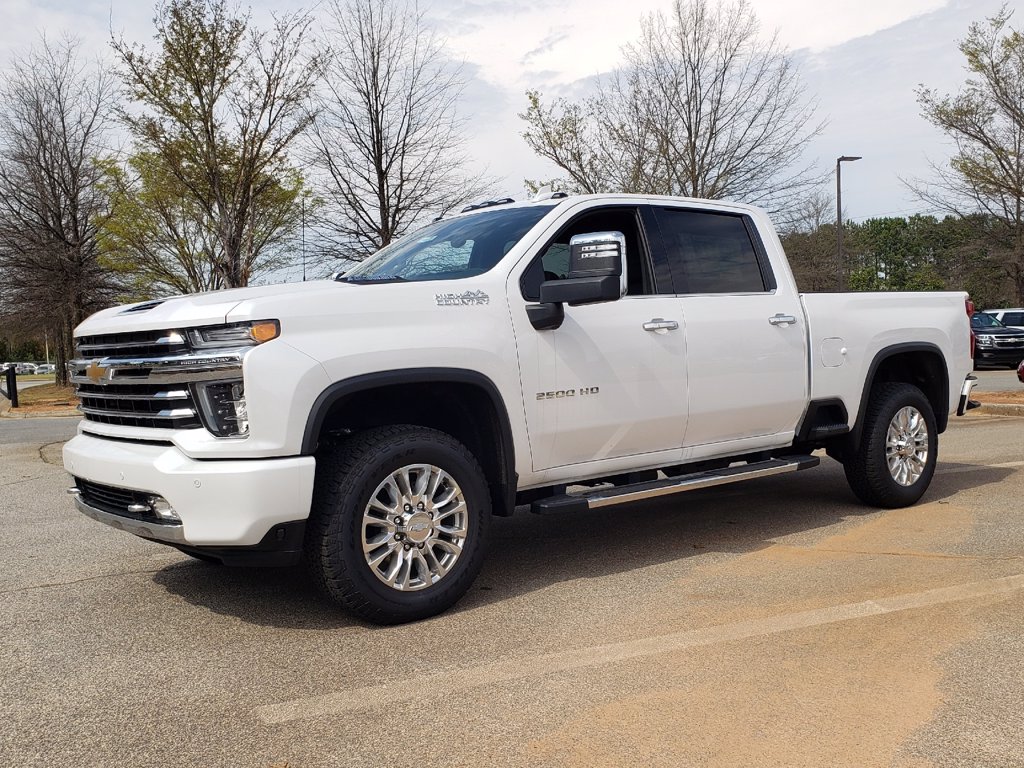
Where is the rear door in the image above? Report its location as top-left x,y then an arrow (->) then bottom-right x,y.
651,206 -> 807,449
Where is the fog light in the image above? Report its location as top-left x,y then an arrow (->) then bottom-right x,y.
194,380 -> 249,437
148,496 -> 180,522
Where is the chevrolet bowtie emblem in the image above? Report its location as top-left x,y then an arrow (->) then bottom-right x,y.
85,359 -> 108,384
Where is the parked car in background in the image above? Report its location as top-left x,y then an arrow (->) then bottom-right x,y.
983,308 -> 1024,331
972,312 -> 1024,369
14,363 -> 37,375
35,364 -> 56,375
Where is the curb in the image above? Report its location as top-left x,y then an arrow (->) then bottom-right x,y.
975,402 -> 1024,417
0,408 -> 80,419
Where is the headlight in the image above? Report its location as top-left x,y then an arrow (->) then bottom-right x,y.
188,320 -> 280,348
975,334 -> 994,347
194,380 -> 249,437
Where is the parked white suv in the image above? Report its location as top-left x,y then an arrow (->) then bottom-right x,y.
64,194 -> 977,623
982,308 -> 1024,331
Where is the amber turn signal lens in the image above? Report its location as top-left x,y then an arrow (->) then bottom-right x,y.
250,321 -> 280,343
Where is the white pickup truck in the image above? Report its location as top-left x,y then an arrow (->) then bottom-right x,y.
64,194 -> 977,623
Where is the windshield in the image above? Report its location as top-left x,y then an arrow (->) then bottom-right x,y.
340,205 -> 555,283
972,313 -> 1005,329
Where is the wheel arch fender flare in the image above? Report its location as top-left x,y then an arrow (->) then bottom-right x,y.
300,367 -> 518,515
850,342 -> 949,448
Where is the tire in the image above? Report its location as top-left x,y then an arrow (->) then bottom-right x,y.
843,382 -> 938,508
304,425 -> 491,624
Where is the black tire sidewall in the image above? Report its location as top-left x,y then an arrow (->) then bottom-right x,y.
852,383 -> 938,507
318,429 -> 491,622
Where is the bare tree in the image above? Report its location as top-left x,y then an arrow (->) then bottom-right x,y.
112,0 -> 321,289
0,37 -> 123,384
777,189 -> 839,291
521,0 -> 823,218
909,5 -> 1024,303
308,0 -> 490,261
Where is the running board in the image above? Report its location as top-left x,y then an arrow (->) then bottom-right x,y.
530,455 -> 820,514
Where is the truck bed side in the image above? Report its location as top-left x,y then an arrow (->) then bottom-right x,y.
801,291 -> 973,430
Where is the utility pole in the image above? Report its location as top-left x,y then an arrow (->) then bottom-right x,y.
836,155 -> 862,291
301,197 -> 306,282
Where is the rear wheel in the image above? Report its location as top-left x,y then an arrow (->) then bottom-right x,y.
843,383 -> 938,508
304,425 -> 491,624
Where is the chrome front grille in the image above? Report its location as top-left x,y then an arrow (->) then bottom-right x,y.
72,328 -> 245,431
76,383 -> 201,429
994,337 -> 1024,348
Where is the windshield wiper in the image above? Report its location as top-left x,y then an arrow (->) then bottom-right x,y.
341,274 -> 409,284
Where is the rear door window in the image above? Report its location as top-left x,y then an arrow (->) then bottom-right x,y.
653,209 -> 772,294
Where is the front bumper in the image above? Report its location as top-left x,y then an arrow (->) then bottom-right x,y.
63,433 -> 315,547
975,347 -> 1024,367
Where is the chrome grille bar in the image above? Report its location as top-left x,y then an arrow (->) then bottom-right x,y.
77,334 -> 184,350
78,405 -> 198,419
76,389 -> 190,401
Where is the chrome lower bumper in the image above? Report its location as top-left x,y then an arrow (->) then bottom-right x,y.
68,490 -> 187,544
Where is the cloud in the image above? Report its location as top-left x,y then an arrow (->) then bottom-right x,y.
748,0 -> 951,51
520,27 -> 571,65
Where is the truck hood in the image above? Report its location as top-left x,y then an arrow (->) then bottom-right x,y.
973,325 -> 1024,339
73,277 -> 500,339
74,281 -> 349,336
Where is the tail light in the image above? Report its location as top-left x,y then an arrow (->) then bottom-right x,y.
966,297 -> 975,359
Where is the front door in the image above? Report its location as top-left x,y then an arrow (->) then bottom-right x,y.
510,204 -> 688,472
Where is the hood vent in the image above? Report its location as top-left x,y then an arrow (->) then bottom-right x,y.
119,299 -> 167,314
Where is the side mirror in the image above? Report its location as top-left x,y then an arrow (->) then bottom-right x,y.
538,231 -> 627,306
568,231 -> 626,283
528,231 -> 628,331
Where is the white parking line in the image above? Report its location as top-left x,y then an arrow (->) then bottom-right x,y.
255,573 -> 1024,724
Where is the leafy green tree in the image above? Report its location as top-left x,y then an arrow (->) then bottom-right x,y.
102,150 -> 306,294
111,0 -> 320,288
846,217 -> 946,292
913,5 -> 1024,303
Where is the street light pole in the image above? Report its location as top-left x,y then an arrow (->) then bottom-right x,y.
836,155 -> 861,292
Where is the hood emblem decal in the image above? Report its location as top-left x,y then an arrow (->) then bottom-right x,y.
435,290 -> 490,307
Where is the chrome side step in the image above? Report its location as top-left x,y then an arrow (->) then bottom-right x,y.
530,455 -> 820,514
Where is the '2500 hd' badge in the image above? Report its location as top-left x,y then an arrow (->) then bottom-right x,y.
536,387 -> 599,400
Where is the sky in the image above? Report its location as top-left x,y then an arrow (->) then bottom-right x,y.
0,0 -> 1012,227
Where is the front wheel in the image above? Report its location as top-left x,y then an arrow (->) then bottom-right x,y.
843,383 -> 938,508
304,425 -> 491,624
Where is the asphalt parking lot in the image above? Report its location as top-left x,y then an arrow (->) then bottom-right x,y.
2,412 -> 1023,767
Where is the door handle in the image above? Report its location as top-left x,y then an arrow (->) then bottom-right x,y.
643,318 -> 679,332
768,313 -> 797,326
